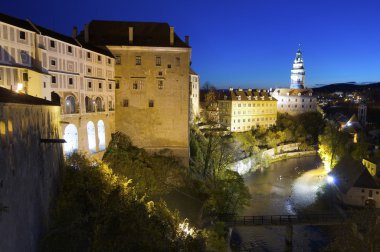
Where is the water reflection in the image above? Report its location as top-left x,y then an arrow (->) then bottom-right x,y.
234,156 -> 332,251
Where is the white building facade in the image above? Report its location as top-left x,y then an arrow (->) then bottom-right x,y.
190,68 -> 200,122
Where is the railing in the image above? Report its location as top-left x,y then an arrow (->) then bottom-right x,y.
222,213 -> 345,226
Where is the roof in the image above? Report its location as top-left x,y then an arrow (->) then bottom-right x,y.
217,88 -> 276,102
0,87 -> 59,106
272,88 -> 313,97
330,156 -> 380,194
190,68 -> 198,75
0,12 -> 113,58
83,20 -> 190,48
0,12 -> 35,32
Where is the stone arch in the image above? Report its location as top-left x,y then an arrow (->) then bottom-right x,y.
95,96 -> 104,112
63,124 -> 78,155
65,95 -> 76,114
97,120 -> 106,151
87,121 -> 96,153
85,96 -> 94,113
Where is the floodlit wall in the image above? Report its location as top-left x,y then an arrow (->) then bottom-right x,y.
0,102 -> 63,252
343,187 -> 380,207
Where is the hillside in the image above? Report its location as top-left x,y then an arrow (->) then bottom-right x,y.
312,82 -> 380,93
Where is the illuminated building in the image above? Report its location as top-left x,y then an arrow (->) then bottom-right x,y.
0,13 -> 115,157
84,21 -> 191,163
190,68 -> 200,122
271,48 -> 317,115
218,88 -> 277,132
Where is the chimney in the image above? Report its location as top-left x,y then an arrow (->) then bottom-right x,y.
84,24 -> 89,43
72,26 -> 78,38
128,27 -> 133,44
170,26 -> 174,46
185,35 -> 189,45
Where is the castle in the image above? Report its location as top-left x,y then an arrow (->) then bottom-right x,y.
0,13 -> 199,163
271,48 -> 317,115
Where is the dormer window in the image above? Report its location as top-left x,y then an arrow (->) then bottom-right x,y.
247,96 -> 251,100
298,92 -> 301,96
287,92 -> 290,96
237,96 -> 241,101
224,95 -> 228,100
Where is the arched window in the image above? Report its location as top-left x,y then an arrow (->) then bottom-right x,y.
97,120 -> 105,151
63,124 -> 78,155
95,97 -> 104,112
87,121 -> 96,153
65,96 -> 76,114
85,96 -> 94,113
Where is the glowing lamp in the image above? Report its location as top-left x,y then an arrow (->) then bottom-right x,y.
327,175 -> 335,184
16,83 -> 23,93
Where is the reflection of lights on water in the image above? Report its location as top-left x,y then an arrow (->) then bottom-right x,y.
288,167 -> 328,214
327,175 -> 334,184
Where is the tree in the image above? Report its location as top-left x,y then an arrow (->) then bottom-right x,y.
41,153 -> 206,252
318,122 -> 350,170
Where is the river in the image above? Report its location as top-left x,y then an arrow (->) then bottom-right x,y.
232,155 -> 334,251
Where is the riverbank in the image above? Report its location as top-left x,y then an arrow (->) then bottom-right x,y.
229,143 -> 318,175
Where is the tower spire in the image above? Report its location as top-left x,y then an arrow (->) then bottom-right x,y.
290,46 -> 305,89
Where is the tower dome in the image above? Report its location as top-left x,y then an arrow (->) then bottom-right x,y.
290,47 -> 305,89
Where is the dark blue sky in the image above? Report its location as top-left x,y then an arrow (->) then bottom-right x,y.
4,0 -> 380,88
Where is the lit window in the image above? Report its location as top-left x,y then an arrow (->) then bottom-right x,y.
158,80 -> 164,89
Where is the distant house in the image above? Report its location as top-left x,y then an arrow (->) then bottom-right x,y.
330,156 -> 380,208
363,154 -> 380,177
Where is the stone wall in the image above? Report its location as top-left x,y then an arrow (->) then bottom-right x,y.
0,103 -> 63,252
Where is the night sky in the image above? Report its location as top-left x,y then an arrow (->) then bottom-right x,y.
4,0 -> 380,88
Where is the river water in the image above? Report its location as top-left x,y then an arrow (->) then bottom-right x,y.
232,155 -> 334,251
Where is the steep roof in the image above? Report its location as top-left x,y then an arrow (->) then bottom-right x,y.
0,12 -> 113,57
0,87 -> 59,106
217,88 -> 276,102
83,20 -> 190,48
330,156 -> 380,194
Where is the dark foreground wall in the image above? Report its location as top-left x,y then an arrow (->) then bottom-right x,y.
0,102 -> 63,252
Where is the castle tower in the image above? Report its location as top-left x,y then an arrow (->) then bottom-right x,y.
290,48 -> 305,89
358,103 -> 367,126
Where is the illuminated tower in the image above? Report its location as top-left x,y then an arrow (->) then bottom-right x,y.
290,47 -> 305,89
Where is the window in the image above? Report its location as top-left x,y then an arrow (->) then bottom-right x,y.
149,100 -> 154,107
115,55 -> 121,64
68,77 -> 73,85
65,96 -> 76,114
87,121 -> 96,153
43,82 -> 46,88
87,52 -> 91,59
98,55 -> 102,61
109,83 -> 112,89
95,97 -> 104,111
51,76 -> 56,84
99,82 -> 102,89
87,67 -> 92,74
19,31 -> 26,40
123,99 -> 129,107
108,58 -> 111,64
158,80 -> 164,89
158,71 -> 162,76
85,96 -> 94,112
176,57 -> 180,66
51,59 -> 56,66
97,120 -> 106,151
50,40 -> 55,48
22,72 -> 28,81
88,81 -> 92,88
133,82 -> 138,90
115,80 -> 120,89
156,56 -> 161,66
67,46 -> 72,53
167,64 -> 171,68
136,56 -> 141,65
